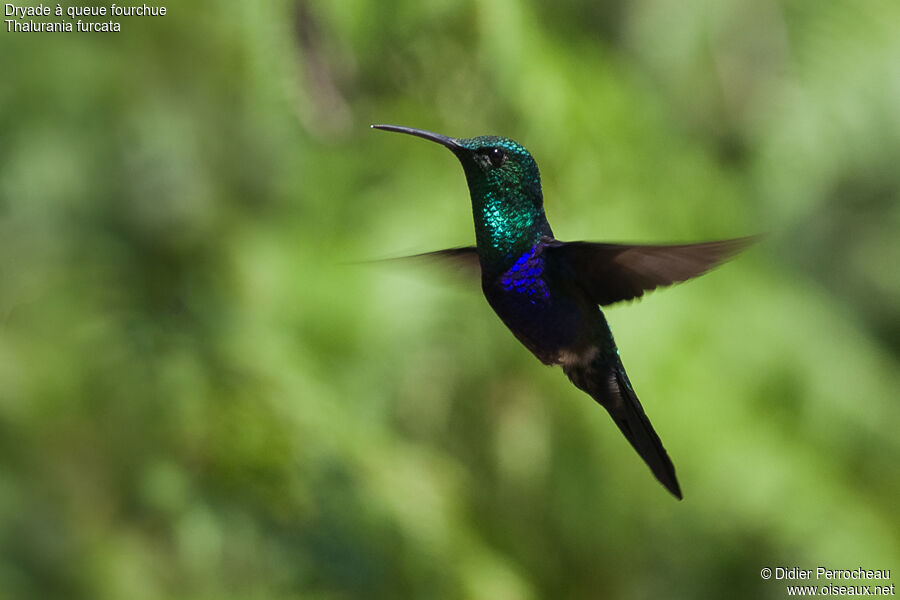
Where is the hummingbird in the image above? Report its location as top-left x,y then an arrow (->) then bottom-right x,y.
372,124 -> 753,499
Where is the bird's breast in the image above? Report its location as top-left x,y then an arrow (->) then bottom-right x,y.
483,244 -> 588,364
497,244 -> 552,303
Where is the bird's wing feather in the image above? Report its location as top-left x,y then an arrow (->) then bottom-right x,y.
545,236 -> 756,306
406,246 -> 479,268
365,246 -> 480,275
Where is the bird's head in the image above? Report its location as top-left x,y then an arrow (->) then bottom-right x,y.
372,125 -> 544,210
372,125 -> 552,262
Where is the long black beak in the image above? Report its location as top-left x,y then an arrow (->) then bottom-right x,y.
371,124 -> 463,152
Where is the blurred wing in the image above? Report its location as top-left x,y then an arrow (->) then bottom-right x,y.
546,236 -> 756,306
369,246 -> 480,276
410,246 -> 479,268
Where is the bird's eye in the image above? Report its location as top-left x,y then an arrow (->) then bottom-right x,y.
486,147 -> 506,168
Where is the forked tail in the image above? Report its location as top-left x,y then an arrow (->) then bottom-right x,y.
563,337 -> 682,499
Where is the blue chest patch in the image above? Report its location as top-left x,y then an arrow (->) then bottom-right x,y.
499,245 -> 551,304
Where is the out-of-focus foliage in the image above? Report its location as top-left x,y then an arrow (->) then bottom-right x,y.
1,0 -> 898,598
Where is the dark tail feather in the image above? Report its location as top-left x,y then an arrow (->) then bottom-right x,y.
564,348 -> 682,500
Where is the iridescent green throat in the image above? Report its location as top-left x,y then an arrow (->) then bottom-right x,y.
457,136 -> 553,271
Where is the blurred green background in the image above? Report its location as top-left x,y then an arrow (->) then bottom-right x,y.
1,0 -> 898,598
